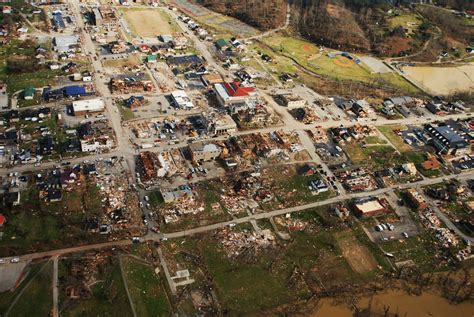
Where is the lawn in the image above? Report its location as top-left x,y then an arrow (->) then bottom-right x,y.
202,241 -> 310,314
121,256 -> 172,316
7,260 -> 53,316
377,125 -> 412,153
199,223 -> 383,314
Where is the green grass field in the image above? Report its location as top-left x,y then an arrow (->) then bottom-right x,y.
7,261 -> 53,316
121,256 -> 172,316
262,35 -> 419,93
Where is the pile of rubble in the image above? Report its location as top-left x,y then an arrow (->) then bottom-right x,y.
274,216 -> 307,231
421,209 -> 459,247
217,228 -> 275,258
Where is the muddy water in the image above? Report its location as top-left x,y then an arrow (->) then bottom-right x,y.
311,290 -> 474,317
402,63 -> 474,95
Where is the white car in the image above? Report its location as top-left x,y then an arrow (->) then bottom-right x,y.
10,257 -> 20,263
0,259 -> 6,264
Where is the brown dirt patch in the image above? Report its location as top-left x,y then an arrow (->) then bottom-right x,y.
337,232 -> 378,273
303,44 -> 312,52
123,9 -> 177,37
332,56 -> 354,68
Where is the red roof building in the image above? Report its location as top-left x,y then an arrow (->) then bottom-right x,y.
0,214 -> 6,226
139,44 -> 150,53
214,82 -> 256,106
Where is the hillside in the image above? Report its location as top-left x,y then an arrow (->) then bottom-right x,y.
194,0 -> 287,30
194,0 -> 474,59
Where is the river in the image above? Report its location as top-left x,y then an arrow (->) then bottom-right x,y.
311,289 -> 474,317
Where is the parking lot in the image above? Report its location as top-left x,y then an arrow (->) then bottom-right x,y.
367,192 -> 420,243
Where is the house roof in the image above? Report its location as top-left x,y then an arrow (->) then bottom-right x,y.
0,214 -> 5,226
215,38 -> 228,48
166,55 -> 203,66
64,85 -> 86,96
222,82 -> 255,97
24,86 -> 35,97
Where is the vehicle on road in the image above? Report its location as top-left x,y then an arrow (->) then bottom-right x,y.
10,257 -> 20,263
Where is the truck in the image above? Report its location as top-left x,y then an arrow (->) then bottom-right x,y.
141,144 -> 153,149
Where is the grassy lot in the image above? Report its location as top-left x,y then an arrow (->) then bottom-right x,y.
116,102 -> 135,121
0,40 -> 61,95
382,232 -> 450,271
103,54 -> 142,69
0,261 -> 47,312
62,260 -> 133,317
377,125 -> 412,153
202,240 -> 310,314
268,165 -> 334,207
262,35 -> 419,93
148,191 -> 165,208
343,142 -> 404,169
364,136 -> 388,145
8,260 -> 53,316
121,256 -> 172,316
0,182 -> 107,257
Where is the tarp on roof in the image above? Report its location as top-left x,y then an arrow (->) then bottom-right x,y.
64,85 -> 86,96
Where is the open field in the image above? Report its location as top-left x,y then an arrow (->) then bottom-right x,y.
103,54 -> 142,69
121,256 -> 172,316
388,13 -> 422,34
122,8 -> 181,37
0,261 -> 48,313
262,35 -> 419,93
7,260 -> 53,316
402,63 -> 474,95
336,231 -> 378,274
343,142 -> 402,169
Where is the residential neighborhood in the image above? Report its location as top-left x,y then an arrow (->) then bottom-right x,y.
0,0 -> 473,316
